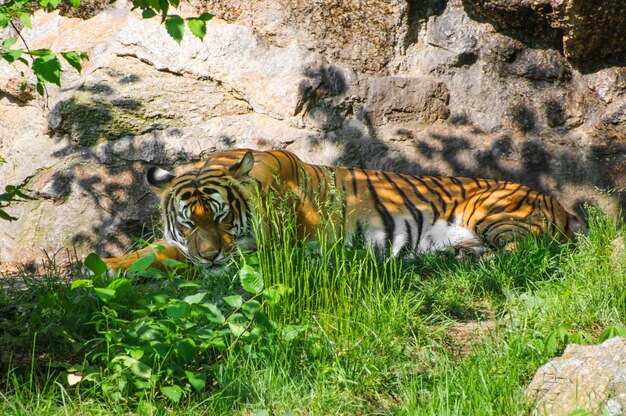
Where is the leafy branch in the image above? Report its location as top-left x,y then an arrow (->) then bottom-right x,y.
0,0 -> 213,100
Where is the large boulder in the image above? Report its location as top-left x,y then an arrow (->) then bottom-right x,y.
526,337 -> 626,415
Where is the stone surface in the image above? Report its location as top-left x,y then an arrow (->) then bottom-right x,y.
462,0 -> 626,66
526,337 -> 626,416
0,0 -> 624,269
192,0 -> 408,75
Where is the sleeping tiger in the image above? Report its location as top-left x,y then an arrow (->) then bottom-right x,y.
102,149 -> 585,270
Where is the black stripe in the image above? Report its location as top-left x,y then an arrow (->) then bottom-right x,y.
265,151 -> 283,172
309,165 -> 323,204
468,177 -> 482,187
382,172 -> 424,246
405,219 -> 414,251
449,176 -> 467,199
313,165 -> 327,200
397,173 -> 441,223
508,188 -> 532,213
481,211 -> 536,238
413,176 -> 447,219
447,200 -> 458,224
341,182 -> 347,232
428,177 -> 453,199
364,170 -> 395,248
466,180 -> 509,223
348,167 -> 358,195
279,150 -> 300,187
473,184 -> 524,229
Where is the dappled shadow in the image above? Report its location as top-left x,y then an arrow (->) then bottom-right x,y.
299,66 -> 625,218
38,70 -> 199,259
460,0 -> 626,74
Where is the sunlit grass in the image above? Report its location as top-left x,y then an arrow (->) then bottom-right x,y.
1,206 -> 624,415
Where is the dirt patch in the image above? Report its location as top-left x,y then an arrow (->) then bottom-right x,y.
445,313 -> 499,359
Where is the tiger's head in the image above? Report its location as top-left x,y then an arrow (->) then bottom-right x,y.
147,151 -> 256,266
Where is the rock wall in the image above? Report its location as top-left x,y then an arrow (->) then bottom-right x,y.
0,0 -> 624,269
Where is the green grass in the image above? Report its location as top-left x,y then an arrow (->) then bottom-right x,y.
1,207 -> 624,415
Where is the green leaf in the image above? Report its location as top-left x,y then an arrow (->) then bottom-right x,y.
543,331 -> 558,355
282,324 -> 307,342
242,326 -> 262,343
202,303 -> 225,324
19,13 -> 32,29
158,0 -> 169,18
152,342 -> 171,357
239,263 -> 264,294
27,49 -> 53,57
69,0 -> 81,8
111,356 -> 152,379
599,325 -> 626,343
166,302 -> 188,321
131,361 -> 152,379
128,254 -> 157,273
0,13 -> 10,28
198,12 -> 213,22
161,258 -> 188,270
187,18 -> 206,40
223,295 -> 243,309
165,15 -> 184,44
70,279 -> 94,289
32,55 -> 62,86
262,284 -> 290,305
228,322 -> 245,338
61,51 -> 88,73
176,338 -> 196,362
142,8 -> 157,18
183,292 -> 206,305
94,287 -> 116,302
2,38 -> 17,48
185,371 -> 206,392
107,278 -> 131,296
85,252 -> 107,275
2,49 -> 24,64
161,385 -> 183,402
241,299 -> 261,320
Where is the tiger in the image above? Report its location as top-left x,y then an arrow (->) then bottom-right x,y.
102,148 -> 585,270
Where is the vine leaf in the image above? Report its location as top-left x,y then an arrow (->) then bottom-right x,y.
187,18 -> 206,40
61,51 -> 89,73
165,15 -> 184,44
32,54 -> 62,86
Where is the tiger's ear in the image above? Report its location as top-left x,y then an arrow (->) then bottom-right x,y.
229,151 -> 255,178
147,167 -> 175,194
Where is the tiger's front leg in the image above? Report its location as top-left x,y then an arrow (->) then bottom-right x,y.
102,240 -> 188,271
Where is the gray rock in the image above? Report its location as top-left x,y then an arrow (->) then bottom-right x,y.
462,0 -> 626,66
526,337 -> 626,416
365,76 -> 450,125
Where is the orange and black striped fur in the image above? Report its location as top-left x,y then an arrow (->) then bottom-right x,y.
103,149 -> 585,270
